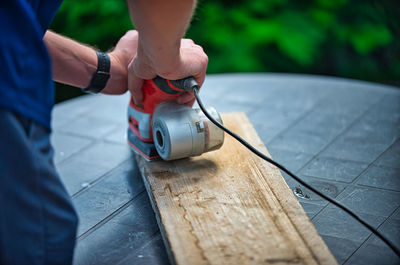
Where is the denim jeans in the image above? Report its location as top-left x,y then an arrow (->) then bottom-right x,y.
0,109 -> 78,265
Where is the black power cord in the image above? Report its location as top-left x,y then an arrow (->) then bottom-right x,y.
192,87 -> 400,258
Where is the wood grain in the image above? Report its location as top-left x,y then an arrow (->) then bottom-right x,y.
137,112 -> 337,265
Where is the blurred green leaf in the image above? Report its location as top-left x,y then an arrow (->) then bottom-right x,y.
51,0 -> 399,102
310,8 -> 335,28
349,23 -> 392,55
316,0 -> 348,9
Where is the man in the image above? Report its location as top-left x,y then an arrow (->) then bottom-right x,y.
0,0 -> 208,264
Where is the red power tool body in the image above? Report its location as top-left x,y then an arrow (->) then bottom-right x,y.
127,77 -> 197,160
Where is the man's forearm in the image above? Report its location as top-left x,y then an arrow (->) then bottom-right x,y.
127,0 -> 197,75
44,30 -> 125,89
44,31 -> 97,88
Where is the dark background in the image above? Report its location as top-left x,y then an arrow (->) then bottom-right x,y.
50,0 -> 400,103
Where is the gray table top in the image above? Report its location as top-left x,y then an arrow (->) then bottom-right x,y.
51,73 -> 400,265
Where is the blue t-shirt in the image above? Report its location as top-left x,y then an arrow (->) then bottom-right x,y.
0,0 -> 62,129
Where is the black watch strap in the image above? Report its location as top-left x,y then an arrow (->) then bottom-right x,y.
83,51 -> 111,94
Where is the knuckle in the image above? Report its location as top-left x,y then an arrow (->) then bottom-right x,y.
126,30 -> 139,40
127,30 -> 136,35
195,44 -> 206,54
201,54 -> 209,65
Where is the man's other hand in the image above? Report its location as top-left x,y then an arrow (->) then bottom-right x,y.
102,30 -> 139,94
127,38 -> 208,105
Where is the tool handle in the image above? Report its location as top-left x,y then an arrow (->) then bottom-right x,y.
129,76 -> 197,111
169,77 -> 199,92
150,76 -> 198,95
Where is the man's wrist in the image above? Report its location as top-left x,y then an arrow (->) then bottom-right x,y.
82,51 -> 110,94
138,40 -> 181,77
101,52 -> 128,94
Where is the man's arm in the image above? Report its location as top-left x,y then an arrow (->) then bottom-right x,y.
44,30 -> 139,94
126,0 -> 208,104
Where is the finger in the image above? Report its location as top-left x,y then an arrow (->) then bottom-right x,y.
193,54 -> 208,87
194,68 -> 207,88
128,73 -> 144,105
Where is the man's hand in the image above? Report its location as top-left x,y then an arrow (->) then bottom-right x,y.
126,0 -> 206,105
128,38 -> 208,105
103,30 -> 139,94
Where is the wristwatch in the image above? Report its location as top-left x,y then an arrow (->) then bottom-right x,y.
83,51 -> 110,94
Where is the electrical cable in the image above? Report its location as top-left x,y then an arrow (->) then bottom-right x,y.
192,87 -> 400,258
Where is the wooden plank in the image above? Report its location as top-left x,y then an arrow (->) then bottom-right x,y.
137,112 -> 337,265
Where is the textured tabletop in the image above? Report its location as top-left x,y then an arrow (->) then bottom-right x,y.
51,74 -> 400,265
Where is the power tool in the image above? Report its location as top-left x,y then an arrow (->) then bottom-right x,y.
127,77 -> 400,257
127,76 -> 224,161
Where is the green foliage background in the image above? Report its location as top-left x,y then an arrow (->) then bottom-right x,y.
50,0 -> 400,102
